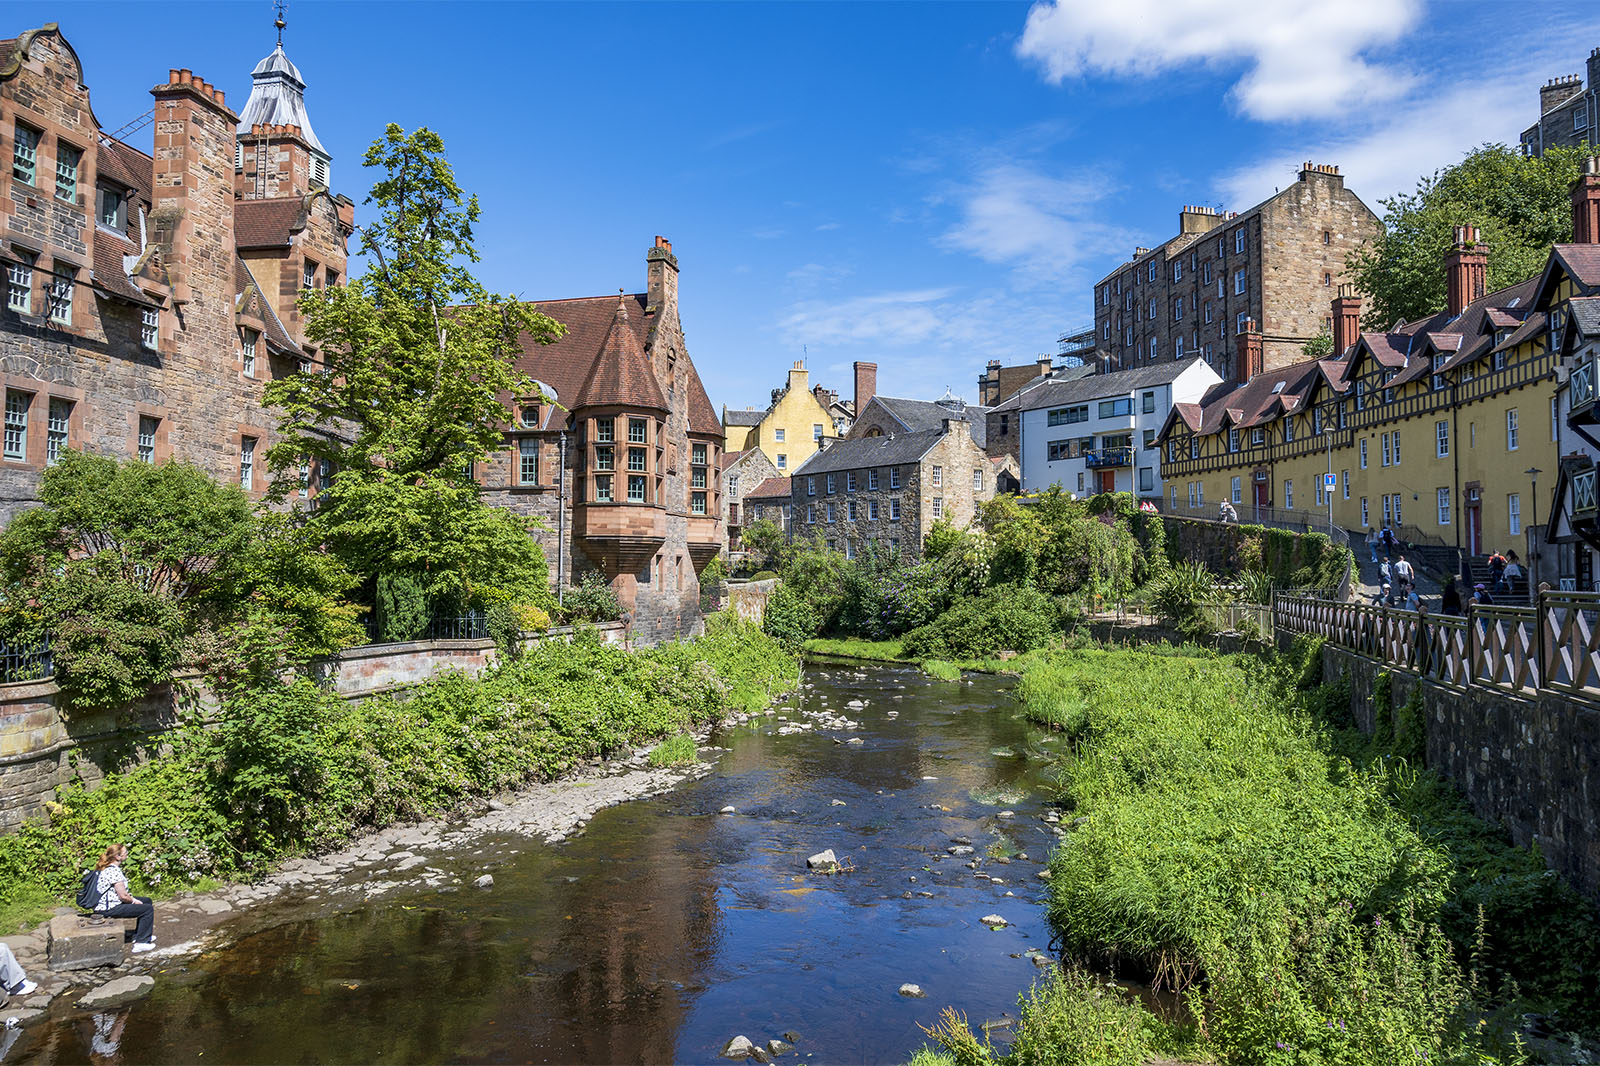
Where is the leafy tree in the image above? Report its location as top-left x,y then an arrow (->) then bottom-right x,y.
1300,327 -> 1334,359
740,518 -> 787,572
262,125 -> 565,605
374,572 -> 428,643
1346,144 -> 1595,328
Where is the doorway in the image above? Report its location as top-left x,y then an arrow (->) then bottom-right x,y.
1098,469 -> 1116,494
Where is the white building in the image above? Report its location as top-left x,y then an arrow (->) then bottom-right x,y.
1008,357 -> 1221,497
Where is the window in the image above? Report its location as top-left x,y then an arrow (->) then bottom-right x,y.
596,417 -> 615,443
1188,482 -> 1197,507
1234,268 -> 1247,295
1436,420 -> 1449,457
847,500 -> 857,520
594,474 -> 613,501
1196,482 -> 1204,506
1382,494 -> 1392,524
1098,398 -> 1133,418
1048,440 -> 1071,461
1174,296 -> 1183,320
137,416 -> 158,463
1236,311 -> 1249,335
45,397 -> 69,465
1381,433 -> 1391,467
692,442 -> 707,467
1147,298 -> 1157,321
1148,260 -> 1157,282
1171,485 -> 1179,509
1393,494 -> 1403,525
1231,475 -> 1242,504
868,499 -> 879,520
973,468 -> 983,492
890,466 -> 901,489
1360,497 -> 1369,526
1357,438 -> 1367,469
868,468 -> 879,490
1506,408 -> 1519,451
1553,396 -> 1560,442
517,404 -> 540,428
1431,352 -> 1449,391
1149,337 -> 1158,360
728,474 -> 740,498
1141,467 -> 1154,492
1284,417 -> 1294,443
1284,479 -> 1293,510
518,438 -> 538,485
240,436 -> 257,489
1251,427 -> 1265,446
1047,405 -> 1089,426
44,270 -> 71,325
594,445 -> 614,471
325,268 -> 339,289
1578,105 -> 1591,132
846,471 -> 857,492
55,143 -> 80,201
777,454 -> 786,469
1189,438 -> 1199,458
1437,488 -> 1450,526
1173,260 -> 1182,282
1323,272 -> 1332,287
627,446 -> 647,472
297,458 -> 310,498
774,427 -> 785,442
1508,493 -> 1521,536
691,491 -> 707,515
1142,391 -> 1156,414
845,538 -> 856,560
302,259 -> 317,290
1234,227 -> 1247,254
2,390 -> 29,461
932,465 -> 943,487
97,184 -> 126,229
807,476 -> 816,496
1079,472 -> 1087,493
1342,470 -> 1349,499
813,423 -> 823,441
1229,428 -> 1240,452
890,497 -> 901,521
826,503 -> 836,523
932,497 -> 943,519
628,417 -> 648,444
12,124 -> 38,185
806,503 -> 815,524
242,329 -> 258,376
1217,237 -> 1225,258
826,473 -> 836,494
628,474 -> 647,502
6,252 -> 32,314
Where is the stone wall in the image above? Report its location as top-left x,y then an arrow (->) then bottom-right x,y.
0,622 -> 626,830
726,578 -> 777,625
1318,642 -> 1600,904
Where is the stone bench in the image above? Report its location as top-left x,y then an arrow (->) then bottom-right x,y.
46,914 -> 137,971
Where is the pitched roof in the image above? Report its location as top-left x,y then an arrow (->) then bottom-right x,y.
235,260 -> 301,354
1570,296 -> 1600,337
869,396 -> 993,448
96,137 -> 154,217
89,230 -> 152,305
1174,357 -> 1332,438
988,365 -> 1096,412
745,476 -> 793,500
723,407 -> 765,427
720,448 -> 747,472
999,357 -> 1208,414
573,297 -> 668,411
686,370 -> 722,436
234,197 -> 304,249
792,428 -> 945,476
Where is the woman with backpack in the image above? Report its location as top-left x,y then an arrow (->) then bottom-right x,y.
88,844 -> 156,952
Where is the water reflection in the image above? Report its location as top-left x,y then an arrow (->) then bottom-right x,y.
14,664 -> 1063,1065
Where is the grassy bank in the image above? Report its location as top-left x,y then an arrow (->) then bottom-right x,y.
918,640 -> 1598,1065
0,615 -> 798,934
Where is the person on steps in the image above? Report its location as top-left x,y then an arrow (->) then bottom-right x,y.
0,942 -> 36,999
90,844 -> 156,952
1441,579 -> 1462,616
1393,554 -> 1416,594
1366,527 -> 1380,563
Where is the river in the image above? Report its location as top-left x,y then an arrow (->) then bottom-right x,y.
8,660 -> 1069,1065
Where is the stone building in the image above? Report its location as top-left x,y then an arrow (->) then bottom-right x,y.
976,355 -> 1054,406
720,445 -> 778,550
788,416 -> 995,560
721,360 -> 857,473
476,239 -> 726,644
1091,163 -> 1380,380
0,21 -> 351,523
741,475 -> 792,534
1520,47 -> 1599,157
848,389 -> 992,449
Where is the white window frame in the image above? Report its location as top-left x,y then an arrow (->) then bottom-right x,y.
242,328 -> 258,377
1234,268 -> 1247,296
1508,493 -> 1520,536
45,396 -> 69,466
1437,487 -> 1450,526
54,142 -> 80,202
5,253 -> 32,314
972,468 -> 982,492
12,124 -> 38,185
240,436 -> 257,490
1435,420 -> 1449,458
1231,476 -> 1241,504
1234,227 -> 1247,254
3,390 -> 30,461
47,271 -> 72,324
518,437 -> 538,485
931,465 -> 942,488
137,416 -> 158,464
1506,408 -> 1519,451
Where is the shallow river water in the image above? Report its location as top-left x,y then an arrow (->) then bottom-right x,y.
12,660 -> 1070,1065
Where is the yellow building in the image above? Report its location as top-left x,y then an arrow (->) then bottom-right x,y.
720,362 -> 843,474
1158,195 -> 1600,583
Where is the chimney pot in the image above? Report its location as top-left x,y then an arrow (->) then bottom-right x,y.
1444,224 -> 1489,316
168,69 -> 180,84
1332,287 -> 1362,357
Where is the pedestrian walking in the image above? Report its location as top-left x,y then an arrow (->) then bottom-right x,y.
1380,525 -> 1396,560
1440,579 -> 1462,616
1366,527 -> 1380,564
1393,555 -> 1415,593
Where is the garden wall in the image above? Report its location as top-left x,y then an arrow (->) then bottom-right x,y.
1320,642 -> 1600,904
0,622 -> 627,830
1161,515 -> 1350,594
726,579 -> 778,626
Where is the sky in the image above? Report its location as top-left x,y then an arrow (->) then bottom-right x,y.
10,0 -> 1600,414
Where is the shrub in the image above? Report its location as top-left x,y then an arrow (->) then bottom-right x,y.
1150,561 -> 1216,637
48,572 -> 186,711
374,571 -> 428,642
647,734 -> 697,767
902,584 -> 1056,660
564,570 -> 621,623
763,582 -> 819,650
749,570 -> 778,581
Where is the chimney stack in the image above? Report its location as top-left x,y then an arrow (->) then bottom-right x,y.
1573,155 -> 1600,245
1036,355 -> 1053,378
854,361 -> 877,414
1235,320 -> 1263,385
646,236 -> 678,314
1331,284 -> 1362,357
150,69 -> 239,307
1445,225 -> 1487,317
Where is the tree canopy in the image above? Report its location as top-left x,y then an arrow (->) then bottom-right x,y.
1345,144 -> 1595,329
263,125 -> 563,604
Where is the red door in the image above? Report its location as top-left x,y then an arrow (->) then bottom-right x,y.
1466,505 -> 1481,555
1098,470 -> 1116,494
1253,481 -> 1269,519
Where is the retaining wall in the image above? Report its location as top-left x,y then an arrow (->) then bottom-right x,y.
726,579 -> 778,626
0,622 -> 626,830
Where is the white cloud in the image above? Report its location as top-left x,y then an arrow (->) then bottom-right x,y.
779,288 -> 958,349
1015,0 -> 1422,121
938,163 -> 1134,287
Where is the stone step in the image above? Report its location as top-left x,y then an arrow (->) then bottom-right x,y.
46,915 -> 136,971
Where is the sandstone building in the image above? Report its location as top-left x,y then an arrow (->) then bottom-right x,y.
1521,47 -> 1599,157
1092,164 -> 1379,381
0,21 -> 351,522
721,360 -> 857,472
720,444 -> 778,550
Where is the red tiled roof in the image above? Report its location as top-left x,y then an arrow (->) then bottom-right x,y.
686,368 -> 722,436
1554,244 -> 1600,287
89,230 -> 150,305
744,476 -> 792,500
720,448 -> 746,472
572,297 -> 668,411
97,137 -> 153,218
234,197 -> 304,249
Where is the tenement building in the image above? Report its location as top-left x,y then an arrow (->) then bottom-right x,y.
0,21 -> 351,522
720,360 -> 855,473
1158,163 -> 1600,584
1091,164 -> 1380,381
720,444 -> 778,550
476,239 -> 726,643
788,414 -> 996,560
1520,47 -> 1599,157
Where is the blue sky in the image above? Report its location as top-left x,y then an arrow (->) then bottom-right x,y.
11,1 -> 1600,412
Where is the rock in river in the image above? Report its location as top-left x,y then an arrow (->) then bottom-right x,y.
898,983 -> 927,998
806,849 -> 838,870
722,1035 -> 756,1058
78,975 -> 155,1010
980,914 -> 1009,929
473,874 -> 494,889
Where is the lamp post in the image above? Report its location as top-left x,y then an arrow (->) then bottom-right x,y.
1526,466 -> 1542,606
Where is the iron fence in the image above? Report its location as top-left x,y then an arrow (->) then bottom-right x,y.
0,635 -> 52,684
426,609 -> 489,641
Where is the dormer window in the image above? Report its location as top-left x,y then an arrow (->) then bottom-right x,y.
97,184 -> 127,230
518,404 -> 540,428
12,124 -> 38,186
241,328 -> 258,376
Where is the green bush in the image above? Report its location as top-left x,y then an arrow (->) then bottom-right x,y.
923,968 -> 1163,1066
748,570 -> 778,581
563,570 -> 621,623
647,734 -> 697,767
762,582 -> 819,650
1150,560 -> 1216,637
901,584 -> 1055,660
48,572 -> 186,710
374,571 -> 428,642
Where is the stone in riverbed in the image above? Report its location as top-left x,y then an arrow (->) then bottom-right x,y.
750,1047 -> 774,1064
806,850 -> 839,870
473,874 -> 494,889
77,975 -> 154,1010
980,914 -> 1009,928
195,898 -> 233,915
768,1038 -> 794,1055
720,806 -> 737,815
721,1035 -> 756,1058
1036,869 -> 1053,880
898,983 -> 926,997
947,846 -> 974,856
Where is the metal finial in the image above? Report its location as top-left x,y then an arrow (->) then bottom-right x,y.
274,0 -> 287,45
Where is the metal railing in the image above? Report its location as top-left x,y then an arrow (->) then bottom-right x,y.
0,635 -> 52,684
1085,447 -> 1133,468
1274,591 -> 1599,700
426,609 -> 489,641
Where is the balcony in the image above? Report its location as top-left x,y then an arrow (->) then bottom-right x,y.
1570,356 -> 1597,419
1084,447 -> 1133,468
574,502 -> 666,573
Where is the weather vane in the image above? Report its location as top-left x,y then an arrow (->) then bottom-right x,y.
274,0 -> 287,45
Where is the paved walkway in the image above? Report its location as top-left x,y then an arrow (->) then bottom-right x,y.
1350,547 -> 1445,608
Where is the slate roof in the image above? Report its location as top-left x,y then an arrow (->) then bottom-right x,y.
868,396 -> 993,449
236,260 -> 300,354
1570,296 -> 1600,336
723,408 -> 765,427
998,357 -> 1206,414
791,429 -> 945,477
988,365 -> 1096,412
234,197 -> 304,249
744,476 -> 793,501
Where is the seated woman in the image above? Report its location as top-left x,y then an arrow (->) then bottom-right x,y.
91,844 -> 156,953
0,941 -> 37,998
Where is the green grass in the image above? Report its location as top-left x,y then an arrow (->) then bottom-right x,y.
803,636 -> 906,661
646,733 -> 697,767
919,659 -> 961,681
